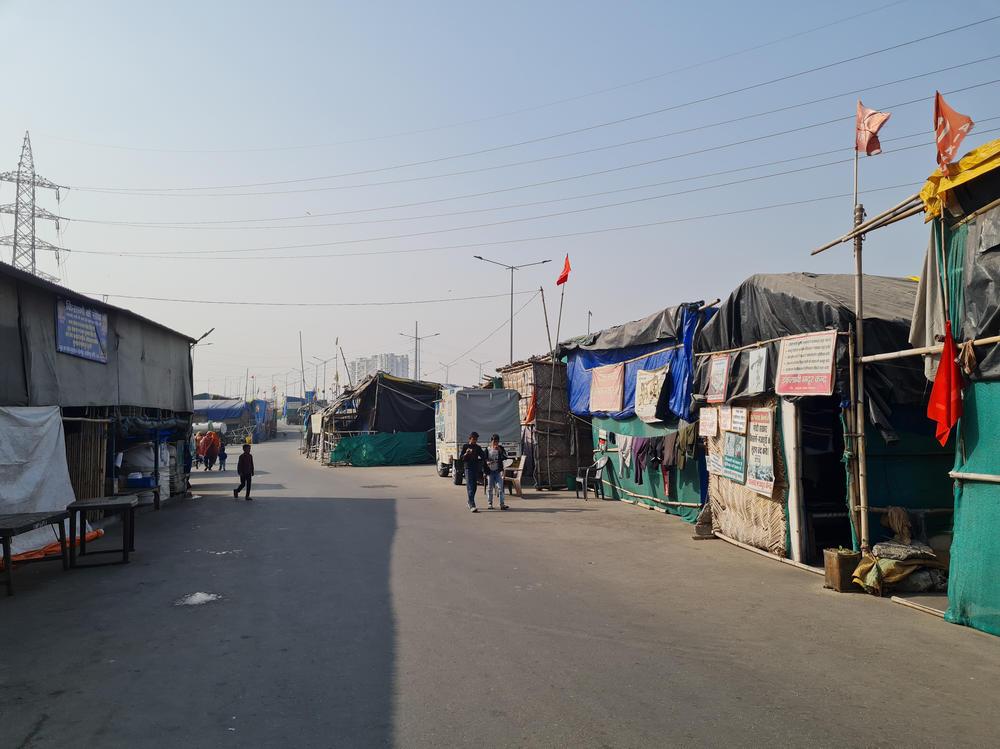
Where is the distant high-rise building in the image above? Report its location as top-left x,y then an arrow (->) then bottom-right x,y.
348,352 -> 410,383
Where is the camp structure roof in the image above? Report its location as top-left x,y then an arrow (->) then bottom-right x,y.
1,261 -> 195,411
193,399 -> 249,421
557,305 -> 689,355
325,372 -> 440,434
693,272 -> 923,434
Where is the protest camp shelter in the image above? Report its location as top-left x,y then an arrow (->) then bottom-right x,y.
193,397 -> 275,444
692,272 -> 952,564
870,138 -> 1000,636
497,357 -> 582,490
321,372 -> 440,466
557,303 -> 713,522
0,262 -> 194,511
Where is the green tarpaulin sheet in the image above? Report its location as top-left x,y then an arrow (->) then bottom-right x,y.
329,432 -> 432,467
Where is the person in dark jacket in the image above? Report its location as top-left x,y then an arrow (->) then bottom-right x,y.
485,433 -> 509,510
233,444 -> 254,500
458,431 -> 486,512
217,441 -> 228,471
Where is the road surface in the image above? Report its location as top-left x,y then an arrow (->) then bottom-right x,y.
3,431 -> 998,747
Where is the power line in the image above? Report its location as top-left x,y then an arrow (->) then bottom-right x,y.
35,2 -> 910,156
64,117 -> 1000,237
66,54 -> 1000,219
80,290 -> 537,307
69,14 -> 1000,193
66,180 -> 929,264
424,291 -> 543,379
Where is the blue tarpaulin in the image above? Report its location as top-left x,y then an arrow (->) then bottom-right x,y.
193,398 -> 248,420
565,306 -> 708,421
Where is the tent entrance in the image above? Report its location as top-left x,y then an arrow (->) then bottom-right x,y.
799,397 -> 851,565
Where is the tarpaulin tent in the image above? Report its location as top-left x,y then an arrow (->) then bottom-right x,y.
322,373 -> 439,466
694,273 -> 951,562
193,399 -> 249,421
909,139 -> 1000,636
557,303 -> 712,521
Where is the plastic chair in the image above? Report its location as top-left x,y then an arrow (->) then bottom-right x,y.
503,457 -> 525,498
576,456 -> 609,500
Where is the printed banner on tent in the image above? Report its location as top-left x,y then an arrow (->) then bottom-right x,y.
707,355 -> 730,403
699,407 -> 718,437
746,408 -> 775,496
56,298 -> 108,364
589,363 -> 625,413
635,364 -> 670,423
706,451 -> 724,475
775,330 -> 837,396
748,347 -> 767,394
718,406 -> 733,432
731,407 -> 747,434
722,431 -> 746,483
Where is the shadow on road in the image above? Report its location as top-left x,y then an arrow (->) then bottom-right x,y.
1,492 -> 398,748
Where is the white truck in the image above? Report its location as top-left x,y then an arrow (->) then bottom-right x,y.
434,388 -> 521,484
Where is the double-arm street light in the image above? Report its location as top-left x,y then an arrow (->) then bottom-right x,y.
473,255 -> 550,365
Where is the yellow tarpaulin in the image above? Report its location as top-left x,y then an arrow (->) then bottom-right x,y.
920,138 -> 1000,221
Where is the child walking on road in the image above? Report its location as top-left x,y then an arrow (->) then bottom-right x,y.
218,441 -> 228,471
234,444 -> 254,501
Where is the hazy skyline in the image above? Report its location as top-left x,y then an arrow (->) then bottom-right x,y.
1,0 -> 998,394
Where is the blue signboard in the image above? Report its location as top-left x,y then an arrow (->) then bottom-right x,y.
56,298 -> 108,363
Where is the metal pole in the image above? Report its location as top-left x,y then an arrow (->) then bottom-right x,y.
509,267 -> 515,365
299,331 -> 307,397
415,321 -> 419,380
588,311 -> 592,335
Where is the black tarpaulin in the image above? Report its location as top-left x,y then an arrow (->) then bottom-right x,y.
558,306 -> 686,355
346,373 -> 439,433
959,204 -> 1000,380
693,273 -> 926,437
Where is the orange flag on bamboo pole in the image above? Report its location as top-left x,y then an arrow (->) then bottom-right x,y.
856,100 -> 891,156
934,91 -> 974,175
556,254 -> 571,285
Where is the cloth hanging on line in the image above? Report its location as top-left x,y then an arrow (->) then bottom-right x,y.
633,437 -> 651,486
661,431 -> 678,468
590,363 -> 625,413
635,365 -> 670,423
618,434 -> 634,478
648,436 -> 664,467
675,420 -> 698,470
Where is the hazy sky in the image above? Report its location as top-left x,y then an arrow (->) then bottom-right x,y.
1,0 -> 998,395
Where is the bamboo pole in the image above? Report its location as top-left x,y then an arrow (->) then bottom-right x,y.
845,326 -> 861,549
949,470 -> 1000,484
539,286 -> 553,356
600,479 -> 701,507
854,201 -> 872,553
811,194 -> 922,255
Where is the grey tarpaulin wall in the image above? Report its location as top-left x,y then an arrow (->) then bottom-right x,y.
0,264 -> 194,411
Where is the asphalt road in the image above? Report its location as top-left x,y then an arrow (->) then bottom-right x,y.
3,431 -> 999,748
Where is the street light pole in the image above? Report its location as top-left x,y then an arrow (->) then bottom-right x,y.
400,323 -> 439,380
473,255 -> 551,365
470,358 -> 491,383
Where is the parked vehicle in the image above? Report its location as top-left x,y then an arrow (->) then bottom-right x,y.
435,388 -> 521,484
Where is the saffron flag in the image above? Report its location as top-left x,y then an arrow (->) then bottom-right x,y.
856,100 -> 891,156
934,92 -> 974,175
556,254 -> 571,285
927,320 -> 963,446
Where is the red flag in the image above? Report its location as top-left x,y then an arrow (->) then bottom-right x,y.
556,254 -> 571,285
856,100 -> 890,156
934,92 -> 974,175
927,320 -> 963,446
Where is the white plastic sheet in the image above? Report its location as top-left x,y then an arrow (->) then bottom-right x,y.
0,406 -> 77,553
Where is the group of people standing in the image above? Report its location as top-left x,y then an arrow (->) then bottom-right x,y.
458,432 -> 510,512
193,431 -> 227,471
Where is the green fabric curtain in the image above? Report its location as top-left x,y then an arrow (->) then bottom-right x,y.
329,432 -> 432,467
590,415 -> 702,523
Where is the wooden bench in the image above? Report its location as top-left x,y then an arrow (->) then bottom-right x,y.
0,511 -> 70,596
67,495 -> 139,568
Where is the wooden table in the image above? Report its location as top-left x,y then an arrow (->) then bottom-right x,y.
67,495 -> 139,568
0,511 -> 70,596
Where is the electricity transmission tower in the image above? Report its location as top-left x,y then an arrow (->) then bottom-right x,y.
0,131 -> 66,280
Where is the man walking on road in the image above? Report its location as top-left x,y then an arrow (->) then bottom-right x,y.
458,431 -> 486,512
485,433 -> 509,510
234,444 -> 254,501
